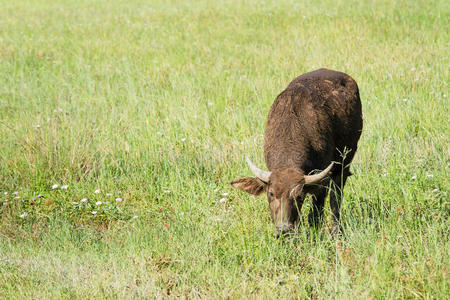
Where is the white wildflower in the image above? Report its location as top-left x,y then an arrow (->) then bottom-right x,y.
20,212 -> 28,219
12,191 -> 18,196
157,131 -> 162,135
80,198 -> 88,203
181,138 -> 186,142
52,184 -> 59,189
222,193 -> 229,197
71,202 -> 78,205
164,190 -> 170,194
106,193 -> 112,197
411,175 -> 417,180
61,185 -> 68,190
432,189 -> 439,193
37,194 -> 43,198
14,196 -> 20,200
426,174 -> 433,178
219,198 -> 226,203
216,218 -> 223,222
115,197 -> 123,202
92,211 -> 97,215
95,201 -> 102,206
94,189 -> 101,194
3,192 -> 7,196
133,215 -> 138,219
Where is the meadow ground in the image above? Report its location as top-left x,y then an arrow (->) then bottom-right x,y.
0,0 -> 448,298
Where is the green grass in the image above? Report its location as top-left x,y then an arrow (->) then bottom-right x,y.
0,0 -> 448,298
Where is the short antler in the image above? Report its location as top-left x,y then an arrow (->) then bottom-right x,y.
304,162 -> 334,184
245,156 -> 271,183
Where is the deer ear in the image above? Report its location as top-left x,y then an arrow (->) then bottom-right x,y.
230,177 -> 267,195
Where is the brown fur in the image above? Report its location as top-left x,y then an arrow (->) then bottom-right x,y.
230,177 -> 266,195
232,69 -> 363,235
264,68 -> 362,173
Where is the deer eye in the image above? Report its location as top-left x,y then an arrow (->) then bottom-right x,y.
268,191 -> 274,197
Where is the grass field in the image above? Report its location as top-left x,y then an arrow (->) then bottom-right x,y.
0,0 -> 448,298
